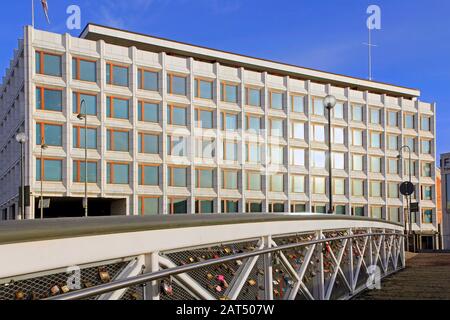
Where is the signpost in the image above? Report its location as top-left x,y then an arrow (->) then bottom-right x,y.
400,181 -> 416,252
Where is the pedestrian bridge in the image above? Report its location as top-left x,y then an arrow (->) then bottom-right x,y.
0,214 -> 405,300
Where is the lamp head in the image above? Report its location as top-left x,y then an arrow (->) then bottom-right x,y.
77,113 -> 85,120
323,95 -> 337,109
15,132 -> 28,144
41,143 -> 48,150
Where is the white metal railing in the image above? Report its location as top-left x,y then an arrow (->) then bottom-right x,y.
0,214 -> 405,300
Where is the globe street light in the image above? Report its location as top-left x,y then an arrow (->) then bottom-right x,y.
15,132 -> 27,220
324,95 -> 336,214
77,99 -> 88,217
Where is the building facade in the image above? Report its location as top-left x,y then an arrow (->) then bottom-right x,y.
0,25 -> 438,236
440,155 -> 450,249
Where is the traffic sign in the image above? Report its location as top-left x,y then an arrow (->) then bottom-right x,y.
400,182 -> 415,196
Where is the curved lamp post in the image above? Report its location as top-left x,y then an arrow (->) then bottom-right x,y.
77,99 -> 88,217
324,95 -> 337,214
15,132 -> 28,220
397,145 -> 413,251
40,139 -> 48,219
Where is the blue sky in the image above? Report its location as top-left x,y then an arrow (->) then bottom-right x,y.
1,0 -> 449,159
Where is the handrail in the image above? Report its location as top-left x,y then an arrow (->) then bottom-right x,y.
44,232 -> 404,300
0,214 -> 404,245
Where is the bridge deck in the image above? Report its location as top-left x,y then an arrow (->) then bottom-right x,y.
356,253 -> 450,300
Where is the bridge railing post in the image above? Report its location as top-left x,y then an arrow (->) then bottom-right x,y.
143,252 -> 160,300
262,235 -> 273,300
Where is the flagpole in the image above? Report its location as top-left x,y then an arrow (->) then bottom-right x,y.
32,0 -> 35,27
368,27 -> 372,81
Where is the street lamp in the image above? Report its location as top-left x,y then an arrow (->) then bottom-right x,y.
397,145 -> 413,251
15,132 -> 27,220
77,99 -> 88,217
324,95 -> 337,214
40,139 -> 48,219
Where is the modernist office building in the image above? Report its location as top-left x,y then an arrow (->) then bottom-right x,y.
0,25 -> 438,235
440,154 -> 450,249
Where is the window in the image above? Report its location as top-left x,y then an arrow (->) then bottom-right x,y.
73,92 -> 97,115
223,141 -> 238,161
313,177 -> 326,194
195,109 -> 213,129
371,207 -> 382,219
246,201 -> 262,213
333,102 -> 344,119
139,197 -> 159,215
138,165 -> 159,185
384,183 -> 398,199
195,79 -> 213,99
167,105 -> 187,126
106,162 -> 129,184
270,119 -> 284,137
167,136 -> 187,157
168,167 -> 187,187
312,150 -> 326,168
291,203 -> 306,213
196,138 -> 215,158
246,172 -> 261,191
388,158 -> 399,174
73,161 -> 97,183
106,63 -> 129,87
221,112 -> 238,131
422,162 -> 432,177
35,51 -> 61,76
269,145 -> 284,164
36,123 -> 62,146
246,115 -> 261,133
335,205 -> 346,215
334,178 -> 345,195
421,116 -> 431,131
138,133 -> 159,154
290,148 -> 305,166
36,87 -> 62,111
106,97 -> 129,119
222,170 -> 238,189
246,143 -> 261,163
421,140 -> 431,154
222,200 -> 239,213
291,175 -> 305,193
405,137 -> 416,152
311,97 -> 324,116
352,154 -> 363,171
370,156 -> 382,173
313,124 -> 325,142
351,129 -> 363,146
72,58 -> 96,82
196,169 -> 214,188
138,69 -> 158,91
404,114 -> 415,129
352,179 -> 364,196
388,207 -> 400,222
246,87 -> 261,107
387,135 -> 398,150
352,105 -> 363,122
370,181 -> 382,197
221,83 -> 238,103
291,95 -> 304,113
312,205 -> 327,214
269,202 -> 285,213
106,129 -> 129,152
291,122 -> 304,140
270,91 -> 284,110
138,101 -> 159,123
388,111 -> 398,127
270,174 -> 284,192
73,126 -> 97,149
167,74 -> 187,96
370,132 -> 381,148
404,160 -> 416,176
332,127 -> 344,144
421,185 -> 433,201
422,209 -> 433,224
352,206 -> 365,217
195,199 -> 214,214
333,152 -> 345,170
370,108 -> 381,124
36,158 -> 63,181
168,198 -> 188,214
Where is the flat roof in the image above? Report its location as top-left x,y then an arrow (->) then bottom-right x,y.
80,23 -> 420,99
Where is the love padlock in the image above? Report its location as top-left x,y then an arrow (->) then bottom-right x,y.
50,285 -> 60,296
